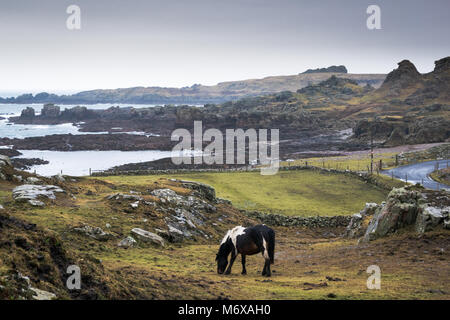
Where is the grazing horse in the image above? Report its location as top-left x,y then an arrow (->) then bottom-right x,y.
216,225 -> 275,277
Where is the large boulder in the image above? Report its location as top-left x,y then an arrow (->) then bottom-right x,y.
131,228 -> 165,246
363,188 -> 423,241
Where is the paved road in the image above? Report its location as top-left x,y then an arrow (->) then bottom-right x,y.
382,159 -> 450,191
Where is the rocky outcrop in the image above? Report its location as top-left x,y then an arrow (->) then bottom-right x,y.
171,179 -> 216,202
433,56 -> 450,75
40,104 -> 60,118
150,188 -> 216,213
381,60 -> 422,92
20,107 -> 35,119
302,65 -> 348,74
149,187 -> 216,241
363,188 -> 422,241
12,184 -> 64,206
352,187 -> 450,242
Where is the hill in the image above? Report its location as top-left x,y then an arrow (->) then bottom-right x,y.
0,72 -> 385,105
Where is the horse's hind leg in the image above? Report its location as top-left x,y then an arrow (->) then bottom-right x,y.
262,259 -> 271,277
241,255 -> 247,275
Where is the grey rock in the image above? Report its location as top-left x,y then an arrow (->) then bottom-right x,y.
30,287 -> 56,300
26,177 -> 41,184
344,203 -> 379,238
73,225 -> 113,241
416,206 -> 449,234
13,184 -> 64,202
178,180 -> 216,202
0,155 -> 12,167
118,236 -> 137,248
107,193 -> 143,201
131,228 -> 165,246
130,201 -> 139,209
364,188 -> 422,242
53,174 -> 65,182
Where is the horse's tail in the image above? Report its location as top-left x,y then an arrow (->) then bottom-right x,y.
267,229 -> 275,264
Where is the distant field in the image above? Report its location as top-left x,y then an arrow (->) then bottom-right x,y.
281,152 -> 398,171
95,170 -> 389,216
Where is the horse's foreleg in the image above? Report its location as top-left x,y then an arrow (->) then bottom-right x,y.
225,253 -> 237,275
241,255 -> 247,275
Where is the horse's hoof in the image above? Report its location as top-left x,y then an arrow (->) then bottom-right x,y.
241,271 -> 247,275
224,270 -> 231,275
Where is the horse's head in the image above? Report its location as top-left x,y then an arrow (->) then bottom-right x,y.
216,251 -> 228,274
216,238 -> 232,274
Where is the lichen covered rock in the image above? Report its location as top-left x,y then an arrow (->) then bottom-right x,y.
363,188 -> 423,241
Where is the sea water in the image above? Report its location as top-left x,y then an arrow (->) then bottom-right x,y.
16,149 -> 178,176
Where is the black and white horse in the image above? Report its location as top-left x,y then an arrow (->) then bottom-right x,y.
216,225 -> 275,277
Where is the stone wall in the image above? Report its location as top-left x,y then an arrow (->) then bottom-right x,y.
244,210 -> 352,228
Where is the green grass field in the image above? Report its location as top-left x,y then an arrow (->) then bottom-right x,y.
95,170 -> 389,216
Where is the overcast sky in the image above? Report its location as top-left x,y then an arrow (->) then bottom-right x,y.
0,0 -> 449,95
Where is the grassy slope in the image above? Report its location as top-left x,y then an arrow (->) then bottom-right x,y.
95,170 -> 389,216
1,171 -> 449,300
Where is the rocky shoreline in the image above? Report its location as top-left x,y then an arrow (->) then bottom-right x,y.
0,134 -> 176,152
